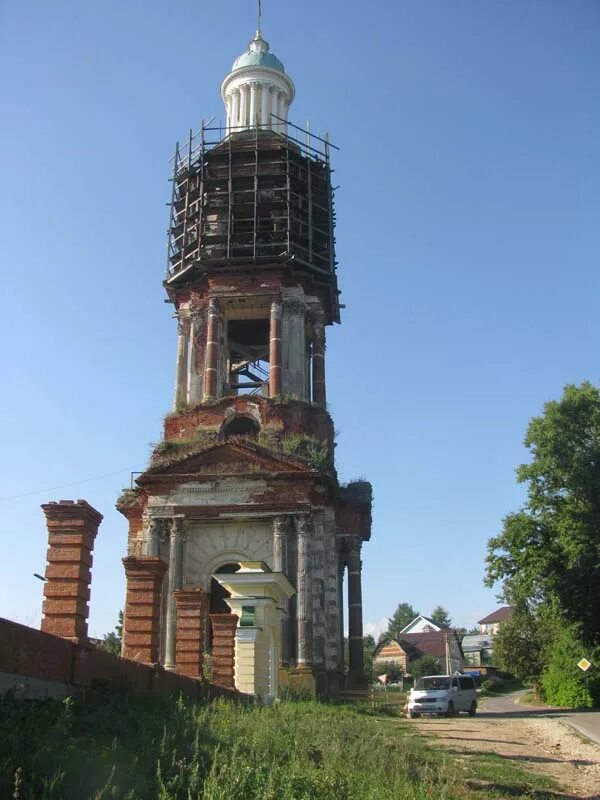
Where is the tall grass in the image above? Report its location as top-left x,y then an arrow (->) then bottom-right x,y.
0,684 -> 552,799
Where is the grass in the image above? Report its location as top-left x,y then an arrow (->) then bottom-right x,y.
0,684 -> 568,800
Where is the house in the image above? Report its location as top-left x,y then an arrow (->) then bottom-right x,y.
461,633 -> 494,667
373,630 -> 463,675
399,615 -> 443,635
478,607 -> 513,635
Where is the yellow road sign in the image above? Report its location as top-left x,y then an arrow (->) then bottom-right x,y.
577,658 -> 592,672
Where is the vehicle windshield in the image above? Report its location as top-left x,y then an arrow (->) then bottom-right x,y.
415,677 -> 451,691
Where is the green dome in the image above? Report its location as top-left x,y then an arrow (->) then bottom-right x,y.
232,32 -> 285,74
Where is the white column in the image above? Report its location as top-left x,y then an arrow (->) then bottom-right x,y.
249,82 -> 258,128
296,514 -> 313,668
226,95 -> 232,134
260,84 -> 269,128
164,516 -> 185,670
232,90 -> 240,130
239,84 -> 248,128
266,86 -> 274,130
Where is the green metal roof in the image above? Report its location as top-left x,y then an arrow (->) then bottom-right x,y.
232,33 -> 285,74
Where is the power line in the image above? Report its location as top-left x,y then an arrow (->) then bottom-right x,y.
0,469 -> 130,502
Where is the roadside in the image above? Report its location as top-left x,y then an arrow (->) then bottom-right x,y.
409,691 -> 600,799
487,689 -> 600,748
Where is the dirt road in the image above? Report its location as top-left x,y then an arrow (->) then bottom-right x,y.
412,691 -> 600,799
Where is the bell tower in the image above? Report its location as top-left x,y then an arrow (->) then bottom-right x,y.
117,24 -> 372,698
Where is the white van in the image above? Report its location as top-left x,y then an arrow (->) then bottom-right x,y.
407,674 -> 477,718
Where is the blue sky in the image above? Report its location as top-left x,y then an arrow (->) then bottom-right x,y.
1,1 -> 599,640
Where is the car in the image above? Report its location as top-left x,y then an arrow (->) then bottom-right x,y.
407,674 -> 477,718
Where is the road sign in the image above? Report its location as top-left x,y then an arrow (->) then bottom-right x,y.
577,658 -> 592,672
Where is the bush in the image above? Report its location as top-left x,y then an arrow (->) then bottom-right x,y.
541,626 -> 599,708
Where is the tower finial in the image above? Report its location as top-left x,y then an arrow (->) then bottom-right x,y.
257,0 -> 262,34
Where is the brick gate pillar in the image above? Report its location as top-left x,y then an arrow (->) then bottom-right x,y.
41,500 -> 103,643
122,556 -> 168,663
210,613 -> 238,689
174,589 -> 209,677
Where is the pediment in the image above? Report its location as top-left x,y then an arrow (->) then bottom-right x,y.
142,440 -> 313,479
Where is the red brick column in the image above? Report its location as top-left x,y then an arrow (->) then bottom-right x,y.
203,297 -> 221,401
41,500 -> 103,643
210,613 -> 238,689
174,589 -> 209,678
269,298 -> 282,397
122,556 -> 168,663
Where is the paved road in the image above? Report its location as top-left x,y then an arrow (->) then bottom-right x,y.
479,690 -> 600,747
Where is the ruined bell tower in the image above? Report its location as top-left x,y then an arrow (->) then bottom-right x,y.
117,25 -> 372,697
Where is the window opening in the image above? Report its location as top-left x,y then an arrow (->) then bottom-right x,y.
226,318 -> 269,396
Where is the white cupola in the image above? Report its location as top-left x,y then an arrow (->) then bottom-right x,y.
221,31 -> 295,134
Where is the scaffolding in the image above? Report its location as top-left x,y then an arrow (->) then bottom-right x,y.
166,118 -> 339,285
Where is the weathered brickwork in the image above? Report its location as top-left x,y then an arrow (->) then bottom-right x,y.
174,589 -> 209,677
122,556 -> 168,663
210,613 -> 238,689
41,500 -> 103,643
0,617 -> 239,701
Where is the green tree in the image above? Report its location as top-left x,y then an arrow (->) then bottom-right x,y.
410,656 -> 441,679
485,382 -> 600,647
100,610 -> 123,657
430,606 -> 452,628
492,604 -> 543,680
362,634 -> 376,681
542,625 -> 600,707
386,603 -> 419,639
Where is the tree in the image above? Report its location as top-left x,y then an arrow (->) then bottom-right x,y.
492,604 -> 544,680
485,383 -> 600,647
100,610 -> 123,657
386,603 -> 419,639
430,606 -> 452,628
410,656 -> 440,679
363,635 -> 376,681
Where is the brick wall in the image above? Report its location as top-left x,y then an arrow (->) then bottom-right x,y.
0,617 -> 239,702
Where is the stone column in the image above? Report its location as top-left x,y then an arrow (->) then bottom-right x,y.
41,500 -> 103,643
273,515 -> 290,664
337,546 -> 346,672
122,556 -> 168,663
174,589 -> 209,678
173,313 -> 190,410
226,95 -> 232,133
347,536 -> 365,685
203,297 -> 221,401
164,515 -> 185,670
210,613 -> 239,689
282,295 -> 307,400
144,516 -> 163,557
269,298 -> 283,397
312,312 -> 326,406
189,308 -> 206,406
296,514 -> 313,669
